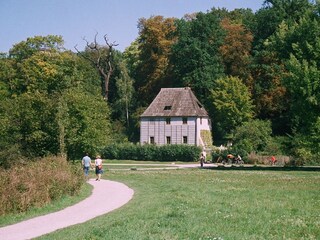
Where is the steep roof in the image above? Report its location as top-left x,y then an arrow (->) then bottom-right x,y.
141,87 -> 209,117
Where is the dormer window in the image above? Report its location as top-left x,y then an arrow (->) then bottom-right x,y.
164,106 -> 172,110
183,117 -> 188,124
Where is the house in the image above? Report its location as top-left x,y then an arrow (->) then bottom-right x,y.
140,87 -> 212,149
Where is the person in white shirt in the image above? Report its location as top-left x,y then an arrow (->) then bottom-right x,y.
94,155 -> 103,181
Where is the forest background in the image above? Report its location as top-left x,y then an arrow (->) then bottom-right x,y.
1,0 -> 320,165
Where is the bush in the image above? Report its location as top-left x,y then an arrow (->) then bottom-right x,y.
233,119 -> 272,153
290,147 -> 319,166
0,156 -> 84,216
0,144 -> 27,169
100,144 -> 201,162
284,133 -> 320,166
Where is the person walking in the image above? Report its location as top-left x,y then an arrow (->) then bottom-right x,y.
82,153 -> 92,179
200,151 -> 206,167
95,155 -> 103,181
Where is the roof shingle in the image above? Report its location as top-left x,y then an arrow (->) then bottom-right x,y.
141,87 -> 209,117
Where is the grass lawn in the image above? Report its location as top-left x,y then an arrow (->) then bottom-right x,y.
36,168 -> 320,240
105,165 -> 180,170
103,160 -> 188,164
74,159 -> 195,170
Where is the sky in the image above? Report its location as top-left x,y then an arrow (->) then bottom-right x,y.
0,0 -> 265,53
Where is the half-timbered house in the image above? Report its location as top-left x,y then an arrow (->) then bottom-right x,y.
140,87 -> 212,149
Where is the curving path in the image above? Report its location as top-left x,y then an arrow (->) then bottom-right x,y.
0,179 -> 134,240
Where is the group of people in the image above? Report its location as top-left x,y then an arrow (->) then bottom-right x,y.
81,153 -> 103,181
215,153 -> 244,165
227,154 -> 243,164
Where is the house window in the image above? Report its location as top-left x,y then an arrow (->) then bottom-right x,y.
164,106 -> 172,110
182,117 -> 188,124
166,118 -> 171,125
150,136 -> 155,144
166,136 -> 171,144
183,136 -> 188,144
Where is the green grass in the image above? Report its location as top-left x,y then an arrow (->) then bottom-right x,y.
0,182 -> 92,227
103,159 -> 187,164
105,165 -> 179,170
104,163 -> 182,170
78,159 -> 198,170
74,159 -> 191,165
36,168 -> 320,240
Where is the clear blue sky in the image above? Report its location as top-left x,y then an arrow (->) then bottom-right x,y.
0,0 -> 264,53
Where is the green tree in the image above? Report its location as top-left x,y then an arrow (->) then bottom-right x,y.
249,1 -> 315,135
171,12 -> 225,104
253,0 -> 313,47
122,39 -> 141,81
210,76 -> 255,140
113,61 -> 135,128
63,89 -> 112,159
0,57 -> 14,98
249,2 -> 299,133
0,93 -> 58,157
0,35 -> 112,160
266,5 -> 320,134
285,56 -> 320,134
9,35 -> 64,60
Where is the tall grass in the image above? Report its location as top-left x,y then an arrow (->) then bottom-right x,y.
0,182 -> 92,227
38,168 -> 320,240
247,152 -> 290,165
0,156 -> 84,216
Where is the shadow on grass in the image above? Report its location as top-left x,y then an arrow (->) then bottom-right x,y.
203,165 -> 320,172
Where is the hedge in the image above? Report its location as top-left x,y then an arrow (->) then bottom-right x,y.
100,143 -> 202,162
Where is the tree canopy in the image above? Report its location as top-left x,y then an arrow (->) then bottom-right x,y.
1,0 -> 320,162
210,76 -> 255,138
0,35 -> 112,162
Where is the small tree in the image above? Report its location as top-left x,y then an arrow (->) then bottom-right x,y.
232,119 -> 272,154
210,76 -> 255,139
114,61 -> 135,128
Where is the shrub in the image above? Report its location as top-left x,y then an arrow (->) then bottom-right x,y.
0,144 -> 27,169
233,119 -> 272,154
101,144 -> 201,162
284,133 -> 320,166
290,147 -> 318,166
0,156 -> 84,216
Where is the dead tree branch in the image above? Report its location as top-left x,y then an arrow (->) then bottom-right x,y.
74,33 -> 118,101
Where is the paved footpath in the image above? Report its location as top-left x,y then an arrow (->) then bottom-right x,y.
0,179 -> 134,240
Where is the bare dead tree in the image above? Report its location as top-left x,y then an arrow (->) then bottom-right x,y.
75,33 -> 118,101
